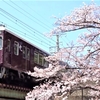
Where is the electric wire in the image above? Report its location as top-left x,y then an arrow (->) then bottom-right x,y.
9,0 -> 51,30
2,0 -> 56,43
14,0 -> 56,43
20,0 -> 53,30
0,21 -> 48,49
0,0 -> 58,53
8,0 -> 51,31
1,1 -> 46,34
0,21 -> 50,50
0,8 -> 55,46
3,0 -> 55,44
0,12 -> 51,48
0,22 -> 50,53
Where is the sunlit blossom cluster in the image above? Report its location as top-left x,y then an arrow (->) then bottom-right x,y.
49,2 -> 100,35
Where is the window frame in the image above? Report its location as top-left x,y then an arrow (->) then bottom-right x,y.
34,51 -> 46,66
27,47 -> 30,60
0,36 -> 2,50
39,54 -> 43,66
34,51 -> 39,64
14,41 -> 19,56
43,59 -> 49,67
7,39 -> 11,52
22,46 -> 30,60
23,46 -> 27,59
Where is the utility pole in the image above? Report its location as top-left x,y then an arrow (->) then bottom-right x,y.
49,34 -> 60,54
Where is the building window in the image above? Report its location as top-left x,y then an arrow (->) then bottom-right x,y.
23,46 -> 26,59
7,39 -> 11,52
31,49 -> 34,64
34,51 -> 38,64
0,37 -> 2,50
23,46 -> 30,60
34,51 -> 48,66
39,54 -> 43,66
44,59 -> 49,67
14,41 -> 19,55
27,48 -> 30,60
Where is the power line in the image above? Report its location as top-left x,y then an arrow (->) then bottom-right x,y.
0,8 -> 55,46
1,0 -> 59,53
20,0 -> 52,29
3,0 -> 48,30
19,0 -> 56,43
9,0 -> 51,31
2,0 -> 56,43
0,12 -> 51,48
0,21 -> 50,49
9,0 -> 50,29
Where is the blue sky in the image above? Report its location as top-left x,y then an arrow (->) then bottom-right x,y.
0,0 -> 100,53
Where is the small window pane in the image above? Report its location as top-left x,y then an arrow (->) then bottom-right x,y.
31,49 -> 34,64
14,41 -> 19,55
7,39 -> 11,52
39,54 -> 43,65
23,46 -> 26,59
34,52 -> 38,64
44,59 -> 49,67
0,37 -> 2,49
27,48 -> 30,60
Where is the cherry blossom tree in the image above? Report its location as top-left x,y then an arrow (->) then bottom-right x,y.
26,2 -> 100,100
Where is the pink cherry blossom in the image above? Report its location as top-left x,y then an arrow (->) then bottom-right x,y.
26,2 -> 100,100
